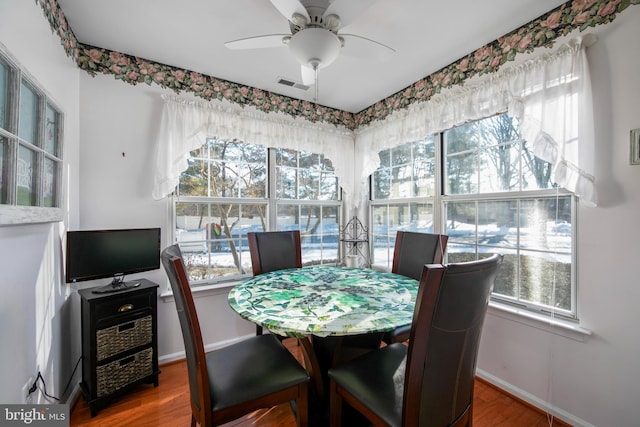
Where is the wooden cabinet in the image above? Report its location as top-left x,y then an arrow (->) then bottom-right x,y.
79,279 -> 159,416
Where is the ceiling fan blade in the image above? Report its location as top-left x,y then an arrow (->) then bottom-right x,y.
323,0 -> 377,28
300,65 -> 315,85
270,0 -> 310,21
224,34 -> 289,50
340,33 -> 395,61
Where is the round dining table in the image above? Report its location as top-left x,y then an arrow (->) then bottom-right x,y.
229,265 -> 420,421
228,265 -> 419,338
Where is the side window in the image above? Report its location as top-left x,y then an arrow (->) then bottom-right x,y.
0,50 -> 64,224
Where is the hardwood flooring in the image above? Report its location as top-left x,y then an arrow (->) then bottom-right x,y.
71,339 -> 569,427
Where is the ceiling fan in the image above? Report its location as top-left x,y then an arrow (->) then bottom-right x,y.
224,0 -> 395,100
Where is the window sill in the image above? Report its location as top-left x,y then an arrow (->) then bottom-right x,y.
487,301 -> 591,342
160,280 -> 241,303
0,205 -> 63,226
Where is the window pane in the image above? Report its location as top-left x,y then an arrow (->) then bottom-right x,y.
477,200 -> 517,250
0,60 -> 8,130
17,145 -> 36,206
276,148 -> 338,201
445,150 -> 477,195
276,204 -> 339,266
0,136 -> 6,203
44,103 -> 58,156
275,148 -> 297,167
180,140 -> 267,198
519,250 -> 572,311
373,137 -> 436,200
179,153 -> 208,196
370,202 -> 433,268
521,139 -> 555,190
445,201 -> 476,245
43,157 -> 57,207
445,196 -> 573,313
479,142 -> 520,192
19,80 -> 39,144
520,198 -> 572,252
175,202 -> 265,281
276,166 -> 297,199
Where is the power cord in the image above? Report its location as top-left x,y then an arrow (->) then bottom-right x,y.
28,356 -> 82,402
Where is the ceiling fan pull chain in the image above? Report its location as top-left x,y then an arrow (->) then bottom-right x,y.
314,64 -> 319,102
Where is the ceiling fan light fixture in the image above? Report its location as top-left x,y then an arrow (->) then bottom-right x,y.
288,28 -> 341,69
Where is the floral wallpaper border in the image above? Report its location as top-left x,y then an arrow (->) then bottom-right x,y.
37,0 -> 637,130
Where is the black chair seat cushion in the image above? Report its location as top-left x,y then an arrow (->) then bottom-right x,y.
328,343 -> 408,427
207,334 -> 309,411
382,324 -> 411,344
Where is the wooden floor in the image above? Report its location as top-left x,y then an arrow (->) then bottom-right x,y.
71,339 -> 569,427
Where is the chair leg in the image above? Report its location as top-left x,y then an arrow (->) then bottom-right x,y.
256,324 -> 263,335
190,414 -> 196,427
296,382 -> 309,427
329,379 -> 342,427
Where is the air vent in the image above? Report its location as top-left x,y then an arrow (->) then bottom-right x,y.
277,77 -> 310,91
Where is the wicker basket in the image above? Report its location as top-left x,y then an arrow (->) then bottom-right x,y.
96,347 -> 153,397
96,315 -> 152,361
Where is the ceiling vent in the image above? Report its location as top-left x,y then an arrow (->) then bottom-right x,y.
276,77 -> 310,91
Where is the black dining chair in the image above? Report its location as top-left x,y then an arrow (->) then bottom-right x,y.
161,244 -> 310,427
328,254 -> 502,427
247,230 -> 302,336
382,230 -> 449,344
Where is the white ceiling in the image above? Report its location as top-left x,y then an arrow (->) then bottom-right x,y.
57,0 -> 566,113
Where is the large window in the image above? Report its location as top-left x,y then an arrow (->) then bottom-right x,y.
0,49 -> 63,224
174,139 -> 341,285
371,113 -> 575,318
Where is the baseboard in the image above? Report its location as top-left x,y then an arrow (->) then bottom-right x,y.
476,369 -> 595,427
158,334 -> 254,365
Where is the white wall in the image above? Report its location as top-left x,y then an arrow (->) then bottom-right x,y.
477,7 -> 640,427
0,0 -> 80,404
76,73 -> 256,361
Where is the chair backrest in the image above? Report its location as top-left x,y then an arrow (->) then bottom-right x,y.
161,244 -> 212,427
392,231 -> 449,280
247,230 -> 302,276
403,253 -> 502,427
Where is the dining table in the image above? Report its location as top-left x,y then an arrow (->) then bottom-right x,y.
227,265 -> 419,414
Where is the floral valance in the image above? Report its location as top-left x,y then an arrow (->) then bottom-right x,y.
152,96 -> 355,201
354,35 -> 597,206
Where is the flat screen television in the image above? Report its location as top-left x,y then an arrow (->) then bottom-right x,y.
66,227 -> 161,293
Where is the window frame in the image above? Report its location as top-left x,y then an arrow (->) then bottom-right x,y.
0,46 -> 64,225
370,115 -> 578,320
172,139 -> 342,287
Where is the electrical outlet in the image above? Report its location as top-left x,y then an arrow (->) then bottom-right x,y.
21,376 -> 34,404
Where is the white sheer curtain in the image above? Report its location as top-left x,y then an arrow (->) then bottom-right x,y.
152,96 -> 355,201
354,35 -> 597,207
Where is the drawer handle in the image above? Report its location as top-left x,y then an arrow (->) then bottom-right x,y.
118,321 -> 136,332
118,304 -> 134,312
119,356 -> 135,366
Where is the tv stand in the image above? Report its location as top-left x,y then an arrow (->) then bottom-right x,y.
79,279 -> 159,416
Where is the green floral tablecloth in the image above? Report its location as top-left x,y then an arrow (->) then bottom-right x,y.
228,266 -> 419,338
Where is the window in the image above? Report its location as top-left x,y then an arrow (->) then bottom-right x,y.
370,136 -> 437,269
371,113 -> 576,318
0,48 -> 63,224
174,139 -> 341,285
